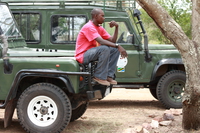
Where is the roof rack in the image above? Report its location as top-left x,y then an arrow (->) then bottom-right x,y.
1,0 -> 136,10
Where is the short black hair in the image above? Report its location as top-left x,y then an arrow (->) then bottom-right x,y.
91,8 -> 102,18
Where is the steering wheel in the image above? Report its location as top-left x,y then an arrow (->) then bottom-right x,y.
117,32 -> 125,43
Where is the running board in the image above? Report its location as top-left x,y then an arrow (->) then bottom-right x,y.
113,84 -> 144,89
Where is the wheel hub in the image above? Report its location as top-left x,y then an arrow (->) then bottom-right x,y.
27,96 -> 58,127
40,106 -> 49,115
168,81 -> 184,101
173,87 -> 181,94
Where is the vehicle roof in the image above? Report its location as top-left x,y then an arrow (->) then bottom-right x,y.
1,0 -> 136,11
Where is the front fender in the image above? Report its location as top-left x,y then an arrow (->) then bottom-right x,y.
151,58 -> 184,81
0,69 -> 90,108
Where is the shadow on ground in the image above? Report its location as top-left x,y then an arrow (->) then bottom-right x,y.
89,99 -> 164,109
0,119 -> 25,133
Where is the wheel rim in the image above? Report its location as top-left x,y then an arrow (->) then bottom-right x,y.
168,80 -> 184,102
27,96 -> 58,127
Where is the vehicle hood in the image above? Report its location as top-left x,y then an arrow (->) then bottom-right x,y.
148,44 -> 177,50
7,47 -> 75,57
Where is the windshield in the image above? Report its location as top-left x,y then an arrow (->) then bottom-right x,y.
0,4 -> 21,37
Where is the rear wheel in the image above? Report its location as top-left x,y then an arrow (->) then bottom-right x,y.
157,70 -> 186,109
17,83 -> 72,133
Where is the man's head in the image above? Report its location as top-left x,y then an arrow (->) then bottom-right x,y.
91,8 -> 105,25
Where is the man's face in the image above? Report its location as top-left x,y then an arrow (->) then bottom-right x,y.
96,10 -> 105,24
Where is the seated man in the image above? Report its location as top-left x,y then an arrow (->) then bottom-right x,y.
75,8 -> 128,86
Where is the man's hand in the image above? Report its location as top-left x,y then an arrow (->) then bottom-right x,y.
118,45 -> 128,58
108,21 -> 118,28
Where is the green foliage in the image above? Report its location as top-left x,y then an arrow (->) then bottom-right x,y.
140,0 -> 191,44
140,9 -> 171,44
58,17 -> 68,32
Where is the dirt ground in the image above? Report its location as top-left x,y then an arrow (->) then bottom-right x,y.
0,88 -> 198,133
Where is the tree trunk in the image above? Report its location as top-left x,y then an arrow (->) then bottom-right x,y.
136,0 -> 200,130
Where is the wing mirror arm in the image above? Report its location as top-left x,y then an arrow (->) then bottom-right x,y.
0,27 -> 11,73
133,9 -> 152,62
0,35 -> 8,58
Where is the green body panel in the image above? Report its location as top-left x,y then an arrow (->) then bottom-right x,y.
115,44 -> 181,83
0,51 -> 80,100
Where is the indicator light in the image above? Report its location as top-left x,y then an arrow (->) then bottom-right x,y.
56,64 -> 60,67
80,76 -> 83,81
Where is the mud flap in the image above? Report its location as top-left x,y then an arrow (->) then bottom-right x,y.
4,99 -> 17,128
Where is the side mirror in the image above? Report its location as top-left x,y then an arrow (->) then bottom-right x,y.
133,9 -> 141,17
133,9 -> 146,34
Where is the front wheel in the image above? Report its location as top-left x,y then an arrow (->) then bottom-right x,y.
17,83 -> 72,133
157,70 -> 186,109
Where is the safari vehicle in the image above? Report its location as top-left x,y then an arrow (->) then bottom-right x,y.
0,2 -> 112,132
3,0 -> 186,109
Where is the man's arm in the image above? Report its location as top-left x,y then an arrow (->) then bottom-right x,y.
95,37 -> 128,58
95,20 -> 127,58
107,21 -> 118,43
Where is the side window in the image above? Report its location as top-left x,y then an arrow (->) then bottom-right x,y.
13,13 -> 40,43
51,15 -> 86,43
105,21 -> 131,43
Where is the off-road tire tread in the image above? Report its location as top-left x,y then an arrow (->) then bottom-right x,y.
156,70 -> 186,109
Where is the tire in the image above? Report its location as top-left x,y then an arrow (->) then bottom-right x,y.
70,102 -> 88,122
157,70 -> 186,109
17,83 -> 72,133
